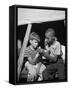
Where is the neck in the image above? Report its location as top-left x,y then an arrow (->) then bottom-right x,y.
48,37 -> 57,46
30,45 -> 35,50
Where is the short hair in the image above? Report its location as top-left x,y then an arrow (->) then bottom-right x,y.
29,32 -> 40,42
45,28 -> 55,37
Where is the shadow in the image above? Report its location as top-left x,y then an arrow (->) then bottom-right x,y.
4,80 -> 9,84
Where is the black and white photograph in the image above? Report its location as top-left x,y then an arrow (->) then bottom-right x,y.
9,5 -> 67,85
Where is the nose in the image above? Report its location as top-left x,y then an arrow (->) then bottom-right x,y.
45,39 -> 48,43
45,39 -> 48,45
45,38 -> 48,41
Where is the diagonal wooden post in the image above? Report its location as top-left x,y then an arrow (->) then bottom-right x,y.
17,23 -> 32,80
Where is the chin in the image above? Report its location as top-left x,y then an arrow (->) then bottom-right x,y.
34,46 -> 37,48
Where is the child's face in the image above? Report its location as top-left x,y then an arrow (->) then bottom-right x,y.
45,32 -> 54,45
30,39 -> 38,48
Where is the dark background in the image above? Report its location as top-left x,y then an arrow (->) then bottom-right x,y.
17,20 -> 67,48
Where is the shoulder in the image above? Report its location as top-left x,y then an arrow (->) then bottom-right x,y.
50,41 -> 61,55
55,41 -> 61,47
55,40 -> 60,45
52,40 -> 61,48
50,40 -> 61,51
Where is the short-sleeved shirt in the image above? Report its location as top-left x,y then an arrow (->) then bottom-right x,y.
24,46 -> 45,77
24,45 -> 38,60
45,40 -> 61,57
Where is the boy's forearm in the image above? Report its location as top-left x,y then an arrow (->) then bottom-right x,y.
33,53 -> 39,62
28,57 -> 37,65
42,51 -> 58,62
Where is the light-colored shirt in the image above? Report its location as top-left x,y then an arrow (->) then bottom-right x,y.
45,40 -> 61,57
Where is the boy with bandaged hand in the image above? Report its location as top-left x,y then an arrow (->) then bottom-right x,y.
22,32 -> 46,82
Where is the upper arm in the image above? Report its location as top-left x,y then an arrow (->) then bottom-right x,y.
24,47 -> 32,57
48,42 -> 61,61
54,42 -> 61,56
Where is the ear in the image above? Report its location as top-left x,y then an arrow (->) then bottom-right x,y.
29,40 -> 32,44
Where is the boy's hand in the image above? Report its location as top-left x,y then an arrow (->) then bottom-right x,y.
37,47 -> 44,53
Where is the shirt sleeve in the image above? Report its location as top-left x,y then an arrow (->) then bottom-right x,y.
24,47 -> 32,57
54,42 -> 61,56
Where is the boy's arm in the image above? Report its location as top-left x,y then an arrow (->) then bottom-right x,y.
28,57 -> 35,64
41,42 -> 61,63
37,47 -> 57,62
28,53 -> 39,64
43,51 -> 58,62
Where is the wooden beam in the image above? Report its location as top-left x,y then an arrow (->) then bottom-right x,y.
18,8 -> 65,25
17,23 -> 32,80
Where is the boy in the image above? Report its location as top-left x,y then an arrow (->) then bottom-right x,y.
39,28 -> 65,80
22,32 -> 46,81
